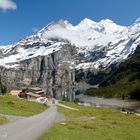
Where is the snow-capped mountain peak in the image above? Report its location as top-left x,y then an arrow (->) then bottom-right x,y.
99,19 -> 127,33
57,19 -> 73,28
77,18 -> 96,28
39,19 -> 73,33
0,18 -> 140,70
100,19 -> 114,23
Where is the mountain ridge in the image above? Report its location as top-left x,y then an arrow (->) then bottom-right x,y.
0,18 -> 140,70
0,18 -> 140,92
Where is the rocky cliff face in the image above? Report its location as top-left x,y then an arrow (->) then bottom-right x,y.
0,43 -> 77,92
0,18 -> 140,92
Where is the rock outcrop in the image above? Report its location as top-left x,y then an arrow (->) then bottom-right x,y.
0,44 -> 76,93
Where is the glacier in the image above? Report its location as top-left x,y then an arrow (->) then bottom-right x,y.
0,18 -> 140,70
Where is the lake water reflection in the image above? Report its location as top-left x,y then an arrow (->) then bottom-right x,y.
48,87 -> 140,113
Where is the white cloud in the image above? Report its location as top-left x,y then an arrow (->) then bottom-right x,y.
0,0 -> 17,11
32,27 -> 39,33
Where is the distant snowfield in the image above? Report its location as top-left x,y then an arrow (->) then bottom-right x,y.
41,18 -> 127,47
0,42 -> 63,68
0,18 -> 140,69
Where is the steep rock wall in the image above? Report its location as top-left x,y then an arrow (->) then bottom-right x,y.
0,44 -> 76,93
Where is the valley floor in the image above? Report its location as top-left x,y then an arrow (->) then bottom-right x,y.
0,95 -> 140,140
39,101 -> 140,140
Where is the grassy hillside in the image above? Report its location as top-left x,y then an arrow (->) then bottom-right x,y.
86,45 -> 140,99
0,95 -> 47,116
39,102 -> 140,140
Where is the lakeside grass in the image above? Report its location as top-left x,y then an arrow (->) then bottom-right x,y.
0,95 -> 47,116
39,101 -> 140,140
0,116 -> 9,125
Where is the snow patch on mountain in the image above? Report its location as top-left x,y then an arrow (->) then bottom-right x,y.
0,42 -> 64,68
0,18 -> 140,70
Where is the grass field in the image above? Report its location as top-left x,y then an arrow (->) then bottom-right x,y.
0,95 -> 47,116
39,101 -> 140,140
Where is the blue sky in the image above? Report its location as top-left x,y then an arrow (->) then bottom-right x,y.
0,0 -> 140,45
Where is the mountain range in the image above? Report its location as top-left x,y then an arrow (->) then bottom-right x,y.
0,18 -> 140,92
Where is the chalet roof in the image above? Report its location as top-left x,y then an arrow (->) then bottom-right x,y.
28,87 -> 42,91
35,90 -> 45,94
26,92 -> 41,98
9,90 -> 22,96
